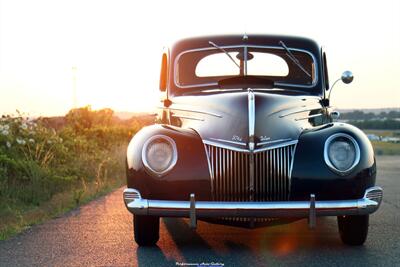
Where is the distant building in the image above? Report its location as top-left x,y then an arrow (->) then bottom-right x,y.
366,134 -> 380,141
381,136 -> 400,143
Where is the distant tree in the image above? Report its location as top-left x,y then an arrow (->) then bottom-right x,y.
366,112 -> 375,119
388,111 -> 400,119
66,106 -> 94,131
65,106 -> 119,132
94,108 -> 114,126
349,119 -> 400,130
341,110 -> 400,121
379,111 -> 388,119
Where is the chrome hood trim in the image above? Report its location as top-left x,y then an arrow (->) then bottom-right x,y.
167,92 -> 322,151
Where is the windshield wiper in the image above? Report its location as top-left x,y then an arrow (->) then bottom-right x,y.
279,41 -> 311,78
208,41 -> 240,69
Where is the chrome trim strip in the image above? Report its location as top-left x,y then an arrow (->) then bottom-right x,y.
174,45 -> 319,89
249,152 -> 255,201
244,45 -> 248,75
124,187 -> 383,217
191,88 -> 243,93
203,139 -> 299,153
209,138 -> 247,146
295,113 -> 323,121
247,89 -> 255,203
323,133 -> 361,176
203,140 -> 251,153
248,90 -> 255,151
253,140 -> 298,153
157,106 -> 223,118
288,142 -> 298,198
204,144 -> 214,198
279,107 -> 322,118
171,114 -> 204,121
173,82 -> 218,89
257,138 -> 292,147
123,188 -> 142,206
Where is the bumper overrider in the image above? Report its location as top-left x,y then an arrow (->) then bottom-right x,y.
123,186 -> 383,227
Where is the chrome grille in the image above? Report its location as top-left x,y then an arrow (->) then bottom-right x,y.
204,143 -> 296,202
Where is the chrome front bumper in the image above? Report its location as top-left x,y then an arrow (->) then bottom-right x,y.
123,186 -> 383,219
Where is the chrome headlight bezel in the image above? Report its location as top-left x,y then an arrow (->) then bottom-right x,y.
141,135 -> 178,177
324,133 -> 360,176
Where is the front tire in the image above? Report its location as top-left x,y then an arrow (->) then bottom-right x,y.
337,215 -> 369,246
133,215 -> 160,246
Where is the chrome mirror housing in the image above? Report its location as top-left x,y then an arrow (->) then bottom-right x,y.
326,70 -> 354,105
341,71 -> 354,84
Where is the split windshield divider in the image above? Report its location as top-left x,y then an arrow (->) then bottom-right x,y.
208,41 -> 250,78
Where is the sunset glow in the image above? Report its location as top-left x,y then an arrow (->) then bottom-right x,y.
0,0 -> 399,116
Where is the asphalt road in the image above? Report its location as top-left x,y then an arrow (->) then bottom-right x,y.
0,156 -> 399,267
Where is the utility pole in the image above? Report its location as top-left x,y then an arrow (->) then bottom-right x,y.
72,66 -> 77,108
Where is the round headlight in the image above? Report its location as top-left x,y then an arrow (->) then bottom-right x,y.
324,133 -> 360,175
142,135 -> 177,176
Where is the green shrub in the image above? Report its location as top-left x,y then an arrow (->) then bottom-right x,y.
0,107 -> 145,239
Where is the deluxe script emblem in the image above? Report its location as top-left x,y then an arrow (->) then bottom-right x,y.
232,135 -> 242,142
260,136 -> 271,142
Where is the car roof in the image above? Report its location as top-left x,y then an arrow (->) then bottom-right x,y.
169,34 -> 321,57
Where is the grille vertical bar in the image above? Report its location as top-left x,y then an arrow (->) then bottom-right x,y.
204,143 -> 296,202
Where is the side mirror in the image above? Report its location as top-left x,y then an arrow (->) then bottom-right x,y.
341,71 -> 354,84
325,70 -> 354,106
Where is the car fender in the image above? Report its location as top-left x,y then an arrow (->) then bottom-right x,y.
290,122 -> 376,200
126,124 -> 212,200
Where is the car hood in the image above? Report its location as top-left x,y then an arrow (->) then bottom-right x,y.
168,91 -> 324,150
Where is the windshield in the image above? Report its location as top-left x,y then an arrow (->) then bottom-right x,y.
175,45 -> 317,90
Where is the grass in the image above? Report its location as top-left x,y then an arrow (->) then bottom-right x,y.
0,107 -> 144,240
371,141 -> 400,156
0,177 -> 124,240
0,145 -> 127,240
364,129 -> 400,137
363,130 -> 400,155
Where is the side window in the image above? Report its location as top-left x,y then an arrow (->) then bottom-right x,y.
159,53 -> 168,91
323,52 -> 329,90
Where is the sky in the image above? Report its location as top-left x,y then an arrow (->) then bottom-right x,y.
0,0 -> 399,116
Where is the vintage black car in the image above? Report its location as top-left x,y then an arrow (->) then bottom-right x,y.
123,34 -> 382,246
